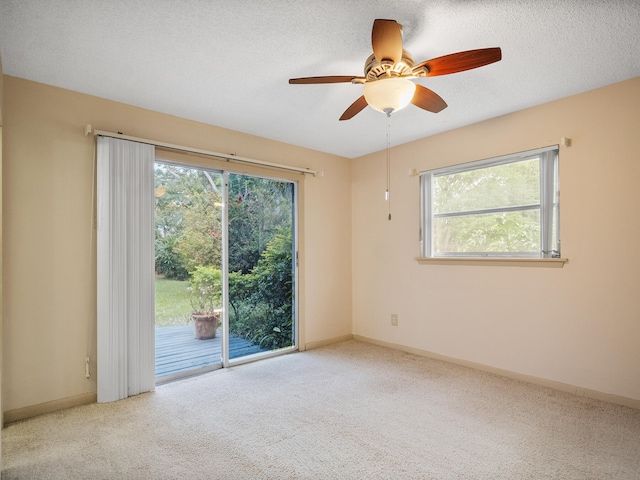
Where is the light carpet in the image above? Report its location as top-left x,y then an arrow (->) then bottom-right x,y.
3,340 -> 640,479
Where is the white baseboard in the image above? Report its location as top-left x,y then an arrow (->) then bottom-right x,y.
3,392 -> 97,426
353,334 -> 640,411
304,334 -> 354,351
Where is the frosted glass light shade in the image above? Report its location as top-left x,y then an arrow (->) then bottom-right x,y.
364,78 -> 416,115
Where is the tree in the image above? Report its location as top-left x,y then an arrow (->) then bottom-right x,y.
174,190 -> 222,272
154,164 -> 222,277
227,174 -> 293,273
432,158 -> 541,253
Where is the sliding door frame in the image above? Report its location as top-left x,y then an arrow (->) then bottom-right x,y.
156,157 -> 299,374
223,171 -> 299,368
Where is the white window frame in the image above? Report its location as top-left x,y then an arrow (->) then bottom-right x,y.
420,146 -> 560,259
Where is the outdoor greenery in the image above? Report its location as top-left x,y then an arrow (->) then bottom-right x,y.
432,158 -> 542,253
189,265 -> 222,315
229,227 -> 293,350
227,174 -> 293,274
154,277 -> 191,327
155,165 -> 222,276
155,164 -> 294,350
155,237 -> 189,280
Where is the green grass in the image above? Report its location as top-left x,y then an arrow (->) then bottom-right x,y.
155,276 -> 192,327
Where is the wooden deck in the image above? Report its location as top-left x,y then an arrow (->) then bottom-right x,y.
155,325 -> 264,378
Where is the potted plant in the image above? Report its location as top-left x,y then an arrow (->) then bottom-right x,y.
189,265 -> 222,339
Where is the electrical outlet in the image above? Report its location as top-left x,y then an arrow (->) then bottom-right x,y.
391,314 -> 398,326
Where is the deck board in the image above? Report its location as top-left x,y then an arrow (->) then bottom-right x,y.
155,325 -> 264,377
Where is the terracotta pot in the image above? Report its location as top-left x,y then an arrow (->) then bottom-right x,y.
192,313 -> 220,340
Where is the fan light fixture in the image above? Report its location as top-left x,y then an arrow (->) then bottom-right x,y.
363,77 -> 416,116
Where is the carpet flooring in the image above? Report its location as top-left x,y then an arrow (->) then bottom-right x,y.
3,340 -> 640,479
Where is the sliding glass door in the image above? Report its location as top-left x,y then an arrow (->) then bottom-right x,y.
226,173 -> 297,363
154,164 -> 297,380
154,163 -> 224,379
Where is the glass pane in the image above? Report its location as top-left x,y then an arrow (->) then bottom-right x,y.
228,174 -> 295,360
552,162 -> 560,255
433,209 -> 541,254
154,163 -> 224,379
550,202 -> 560,256
434,158 -> 540,214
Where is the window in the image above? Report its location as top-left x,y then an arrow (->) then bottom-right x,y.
420,146 -> 559,258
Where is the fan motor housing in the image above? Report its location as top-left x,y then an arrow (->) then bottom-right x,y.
364,50 -> 417,80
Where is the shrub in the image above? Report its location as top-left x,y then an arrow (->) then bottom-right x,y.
155,238 -> 189,280
228,227 -> 294,350
189,265 -> 222,314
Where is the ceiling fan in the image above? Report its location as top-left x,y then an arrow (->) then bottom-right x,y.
289,19 -> 502,120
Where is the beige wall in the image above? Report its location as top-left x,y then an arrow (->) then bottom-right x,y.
352,76 -> 640,403
3,72 -> 639,417
2,76 -> 353,414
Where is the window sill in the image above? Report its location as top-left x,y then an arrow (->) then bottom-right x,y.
415,257 -> 568,268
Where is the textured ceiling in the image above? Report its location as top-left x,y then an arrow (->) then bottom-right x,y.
1,0 -> 639,158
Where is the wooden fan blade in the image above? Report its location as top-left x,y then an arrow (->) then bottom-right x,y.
414,47 -> 502,77
289,76 -> 360,84
371,19 -> 403,65
339,96 -> 368,121
411,85 -> 447,113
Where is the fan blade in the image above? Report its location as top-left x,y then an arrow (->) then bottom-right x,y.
372,19 -> 403,65
414,47 -> 502,77
339,96 -> 368,121
411,85 -> 447,113
289,76 -> 360,84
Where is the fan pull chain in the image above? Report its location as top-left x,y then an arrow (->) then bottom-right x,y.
386,120 -> 391,221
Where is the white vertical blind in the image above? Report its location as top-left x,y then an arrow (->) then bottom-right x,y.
97,136 -> 155,403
